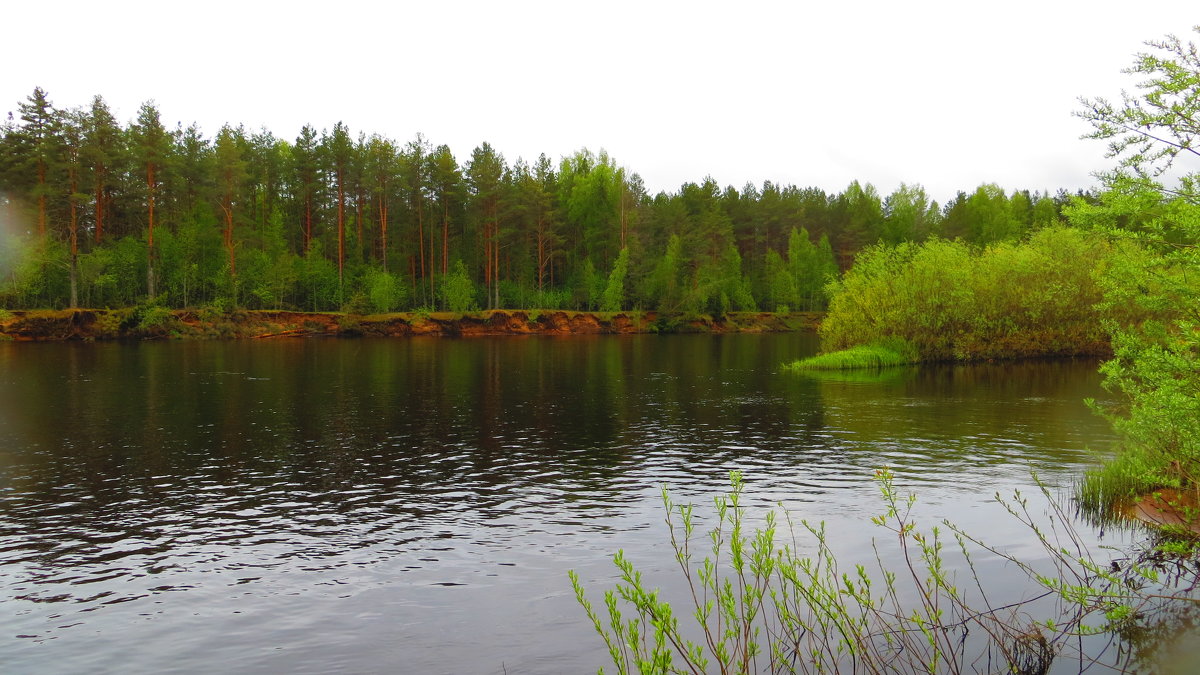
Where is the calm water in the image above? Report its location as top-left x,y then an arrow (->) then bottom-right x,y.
0,335 -> 1120,673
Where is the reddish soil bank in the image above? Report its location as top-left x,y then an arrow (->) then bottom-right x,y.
0,309 -> 822,341
1123,488 -> 1200,534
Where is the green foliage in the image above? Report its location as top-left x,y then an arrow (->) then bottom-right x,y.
0,86 -> 1075,314
575,258 -> 605,311
531,288 -> 571,310
363,268 -> 406,314
647,235 -> 685,313
1072,27 -> 1200,510
763,249 -> 795,313
1154,536 -> 1200,558
573,470 -> 1177,674
785,339 -> 916,370
0,235 -> 69,308
298,243 -> 340,312
787,228 -> 838,310
600,247 -> 629,312
136,304 -> 177,332
340,292 -> 370,315
92,310 -> 124,338
442,259 -> 477,312
819,227 -> 1117,362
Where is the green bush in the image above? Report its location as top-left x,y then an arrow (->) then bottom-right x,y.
818,227 -> 1117,362
364,269 -> 406,314
136,305 -> 176,331
442,260 -> 478,312
340,292 -> 370,315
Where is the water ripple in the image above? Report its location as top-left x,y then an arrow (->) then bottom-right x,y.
0,337 -> 1119,673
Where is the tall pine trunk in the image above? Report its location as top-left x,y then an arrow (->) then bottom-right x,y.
304,194 -> 313,253
442,204 -> 449,277
94,164 -> 106,244
223,197 -> 236,277
36,162 -> 47,238
416,195 -> 425,304
336,168 -> 345,288
429,212 -> 435,307
146,163 -> 156,299
69,177 -> 79,308
378,193 -> 388,272
355,190 -> 364,259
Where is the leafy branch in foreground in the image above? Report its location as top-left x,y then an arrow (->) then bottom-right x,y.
571,470 -> 1200,674
1070,27 -> 1200,509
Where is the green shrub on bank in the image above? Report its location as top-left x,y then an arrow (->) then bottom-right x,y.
818,227 -> 1118,362
1067,190 -> 1200,512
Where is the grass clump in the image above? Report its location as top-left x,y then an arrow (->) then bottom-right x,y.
785,339 -> 915,371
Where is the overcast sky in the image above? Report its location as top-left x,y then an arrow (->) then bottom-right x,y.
2,1 -> 1196,204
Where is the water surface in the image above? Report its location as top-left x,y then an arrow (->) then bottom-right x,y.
0,335 -> 1118,673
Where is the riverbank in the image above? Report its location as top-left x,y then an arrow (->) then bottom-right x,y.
0,308 -> 822,341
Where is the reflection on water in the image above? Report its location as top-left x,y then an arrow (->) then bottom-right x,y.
0,336 -> 1119,673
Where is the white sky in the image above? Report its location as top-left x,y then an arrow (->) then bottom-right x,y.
2,0 -> 1196,204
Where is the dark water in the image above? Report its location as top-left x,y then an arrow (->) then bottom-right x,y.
0,335 -> 1119,673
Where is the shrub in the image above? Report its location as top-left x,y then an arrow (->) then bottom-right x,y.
572,471 -> 1192,675
340,292 -> 370,315
442,260 -> 478,312
364,269 -> 406,314
136,305 -> 176,331
818,227 -> 1118,362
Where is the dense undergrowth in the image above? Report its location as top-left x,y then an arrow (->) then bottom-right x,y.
812,226 -> 1122,364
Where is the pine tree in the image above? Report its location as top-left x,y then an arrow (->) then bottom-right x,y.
400,134 -> 432,303
214,125 -> 248,285
366,135 -> 398,271
466,142 -> 505,308
430,144 -> 464,287
9,87 -> 60,239
293,125 -> 320,253
322,122 -> 353,289
129,101 -> 170,298
59,108 -> 87,307
82,95 -> 122,244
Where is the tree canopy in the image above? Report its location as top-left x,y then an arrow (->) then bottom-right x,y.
0,89 -> 1079,313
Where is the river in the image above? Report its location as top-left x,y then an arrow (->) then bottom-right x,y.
0,334 -> 1121,673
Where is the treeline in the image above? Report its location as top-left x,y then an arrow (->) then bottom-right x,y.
0,87 -> 1086,313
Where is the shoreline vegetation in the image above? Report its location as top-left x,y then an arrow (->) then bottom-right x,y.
0,307 -> 820,341
2,88 -> 1078,320
784,226 -> 1120,371
784,27 -> 1200,548
571,470 -> 1200,675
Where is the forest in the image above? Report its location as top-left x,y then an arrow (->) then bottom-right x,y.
0,88 -> 1082,315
